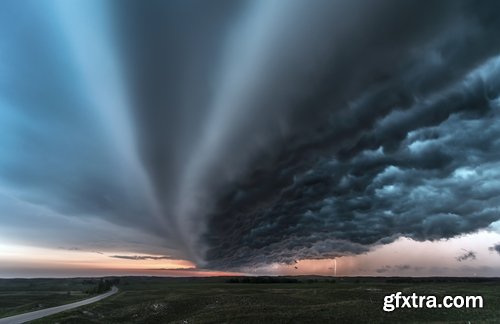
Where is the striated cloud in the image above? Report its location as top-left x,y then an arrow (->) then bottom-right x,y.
1,0 -> 500,271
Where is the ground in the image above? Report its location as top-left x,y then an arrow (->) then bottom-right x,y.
1,277 -> 499,323
0,278 -> 99,318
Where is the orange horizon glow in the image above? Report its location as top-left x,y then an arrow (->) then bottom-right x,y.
3,230 -> 500,278
0,242 -> 243,278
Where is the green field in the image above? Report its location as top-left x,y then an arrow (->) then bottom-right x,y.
0,278 -> 106,319
1,277 -> 500,323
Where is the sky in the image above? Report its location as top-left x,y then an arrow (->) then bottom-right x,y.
1,0 -> 500,277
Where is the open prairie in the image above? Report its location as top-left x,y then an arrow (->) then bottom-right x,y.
0,278 -> 100,318
2,277 -> 499,323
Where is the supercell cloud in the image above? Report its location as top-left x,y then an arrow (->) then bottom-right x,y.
1,0 -> 500,271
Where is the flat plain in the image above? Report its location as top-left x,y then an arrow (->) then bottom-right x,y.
0,278 -> 100,319
1,277 -> 499,323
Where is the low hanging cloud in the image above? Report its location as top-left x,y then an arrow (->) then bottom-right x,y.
456,250 -> 477,262
1,1 -> 500,272
58,247 -> 103,254
489,244 -> 500,255
375,264 -> 414,274
110,255 -> 174,261
199,1 -> 500,269
203,59 -> 500,269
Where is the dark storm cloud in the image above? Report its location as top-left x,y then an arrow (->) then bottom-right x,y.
204,70 -> 500,268
199,1 -> 500,269
2,0 -> 500,271
456,250 -> 477,262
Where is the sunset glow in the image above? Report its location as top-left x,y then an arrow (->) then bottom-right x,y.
0,242 -> 241,278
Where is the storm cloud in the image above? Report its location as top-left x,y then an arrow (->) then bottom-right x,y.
1,0 -> 500,271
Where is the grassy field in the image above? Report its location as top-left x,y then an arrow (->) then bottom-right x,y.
1,277 -> 499,323
0,278 -> 106,318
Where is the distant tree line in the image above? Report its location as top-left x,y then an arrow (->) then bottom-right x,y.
385,277 -> 499,284
226,277 -> 336,284
82,278 -> 120,294
226,277 -> 299,284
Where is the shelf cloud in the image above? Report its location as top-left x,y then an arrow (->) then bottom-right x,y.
1,0 -> 500,271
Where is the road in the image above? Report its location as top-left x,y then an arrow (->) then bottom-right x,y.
0,286 -> 118,324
